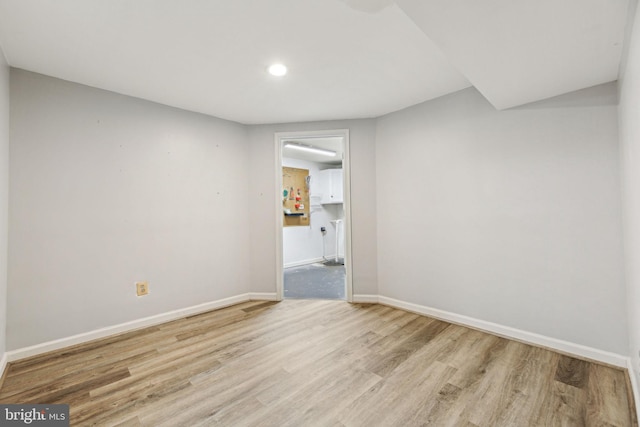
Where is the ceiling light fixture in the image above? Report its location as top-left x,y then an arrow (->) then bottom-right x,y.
284,143 -> 336,157
268,63 -> 287,77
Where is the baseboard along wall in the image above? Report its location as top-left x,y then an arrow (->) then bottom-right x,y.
4,293 -> 274,363
0,353 -> 8,388
283,257 -> 327,268
376,295 -> 628,368
0,292 -> 630,392
627,358 -> 640,424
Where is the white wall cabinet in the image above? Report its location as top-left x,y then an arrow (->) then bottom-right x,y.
318,169 -> 343,204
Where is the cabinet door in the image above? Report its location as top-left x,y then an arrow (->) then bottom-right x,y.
329,169 -> 343,203
320,169 -> 343,204
317,170 -> 331,204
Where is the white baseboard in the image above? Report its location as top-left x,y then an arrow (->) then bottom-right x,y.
627,358 -> 640,422
284,257 -> 327,268
3,292 -> 630,371
352,294 -> 379,303
6,293 -> 252,362
249,292 -> 278,301
378,296 -> 628,368
0,352 -> 7,382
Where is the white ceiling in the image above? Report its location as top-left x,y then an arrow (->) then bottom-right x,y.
396,0 -> 630,110
0,0 -> 630,124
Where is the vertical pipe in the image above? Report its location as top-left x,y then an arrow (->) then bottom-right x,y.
335,219 -> 342,262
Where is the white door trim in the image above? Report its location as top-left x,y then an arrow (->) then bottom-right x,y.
274,129 -> 353,302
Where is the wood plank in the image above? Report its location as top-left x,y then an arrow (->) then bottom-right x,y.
366,318 -> 450,377
587,363 -> 635,426
479,345 -> 558,426
240,300 -> 279,313
532,380 -> 587,426
555,354 -> 590,389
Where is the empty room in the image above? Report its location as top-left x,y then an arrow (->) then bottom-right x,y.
0,0 -> 640,425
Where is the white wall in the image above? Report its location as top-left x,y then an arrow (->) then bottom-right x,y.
620,0 -> 640,382
8,70 -> 250,350
281,157 -> 342,267
376,84 -> 627,354
0,45 -> 9,359
248,120 -> 378,296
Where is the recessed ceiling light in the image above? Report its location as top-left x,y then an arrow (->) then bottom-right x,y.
268,63 -> 287,77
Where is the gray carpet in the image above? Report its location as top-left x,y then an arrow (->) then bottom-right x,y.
284,263 -> 346,300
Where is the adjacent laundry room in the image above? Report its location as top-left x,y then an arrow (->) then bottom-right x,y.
281,137 -> 346,300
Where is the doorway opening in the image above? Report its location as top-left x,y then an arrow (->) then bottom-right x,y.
274,130 -> 352,302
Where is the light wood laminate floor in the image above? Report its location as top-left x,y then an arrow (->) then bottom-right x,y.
0,299 -> 636,426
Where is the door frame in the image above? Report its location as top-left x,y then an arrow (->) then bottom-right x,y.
274,129 -> 353,302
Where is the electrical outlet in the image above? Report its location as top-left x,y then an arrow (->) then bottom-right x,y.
136,281 -> 149,296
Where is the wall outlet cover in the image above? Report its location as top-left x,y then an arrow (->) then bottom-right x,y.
136,281 -> 149,296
